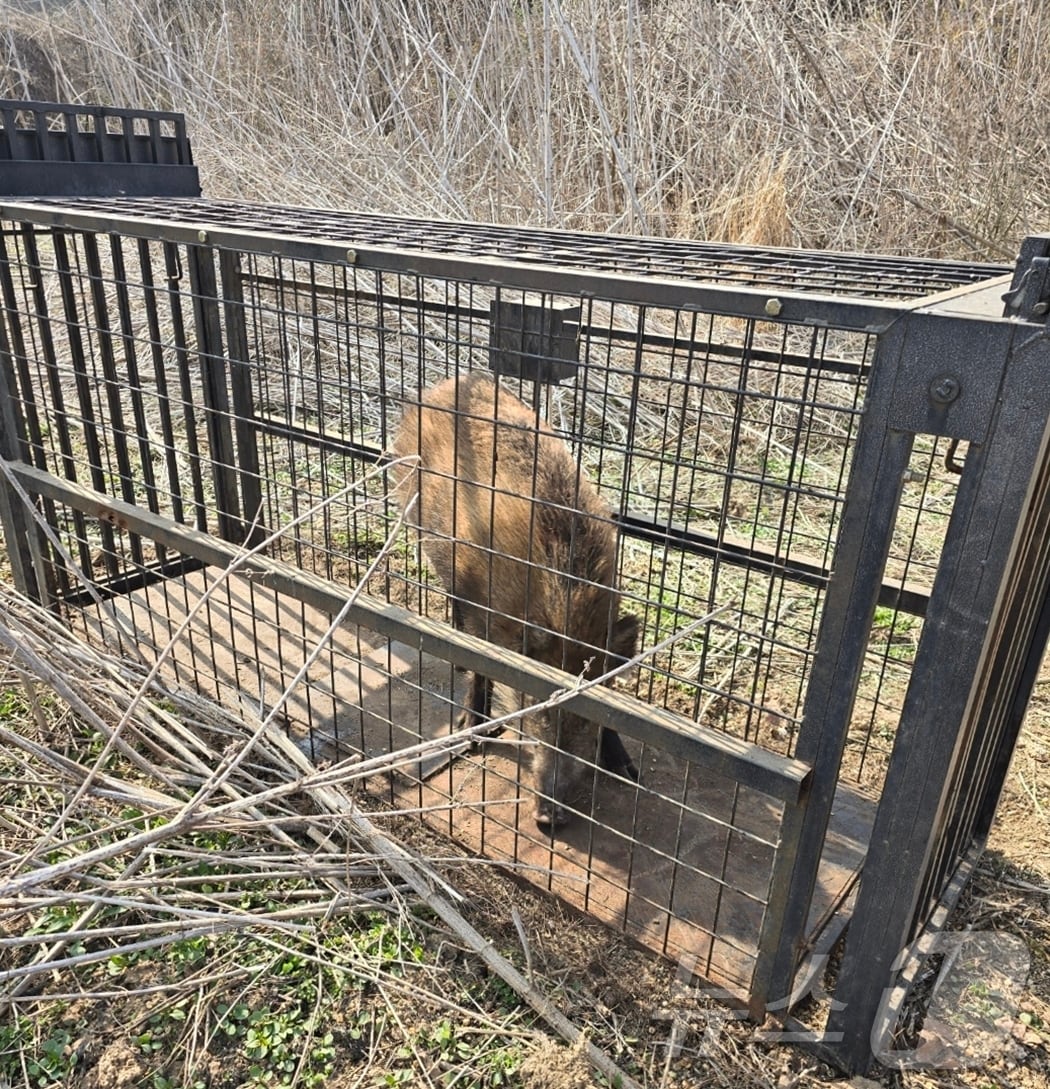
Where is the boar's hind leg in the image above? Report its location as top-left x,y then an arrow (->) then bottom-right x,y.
599,728 -> 639,781
448,597 -> 496,732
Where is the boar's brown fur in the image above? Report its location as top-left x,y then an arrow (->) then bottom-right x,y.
392,371 -> 639,827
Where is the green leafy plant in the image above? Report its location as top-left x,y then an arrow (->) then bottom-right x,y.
0,1022 -> 80,1088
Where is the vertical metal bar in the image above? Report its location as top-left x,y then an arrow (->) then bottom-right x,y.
270,257 -> 304,569
0,303 -> 40,598
921,482 -> 1050,912
825,324 -> 1050,1072
960,445 -> 1050,850
82,231 -> 144,567
51,229 -> 120,577
111,235 -> 161,516
0,276 -> 63,605
218,247 -> 264,546
13,226 -> 82,481
973,579 -> 1050,842
186,241 -> 242,542
15,224 -> 93,583
0,229 -> 47,469
756,322 -> 915,1013
161,240 -> 208,530
137,238 -> 185,524
0,223 -> 57,600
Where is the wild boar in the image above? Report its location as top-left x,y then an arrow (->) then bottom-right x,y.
392,371 -> 639,827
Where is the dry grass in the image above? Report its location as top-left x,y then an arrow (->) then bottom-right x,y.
2,0 -> 1048,258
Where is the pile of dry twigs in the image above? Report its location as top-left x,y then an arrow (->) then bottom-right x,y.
0,577 -> 646,1087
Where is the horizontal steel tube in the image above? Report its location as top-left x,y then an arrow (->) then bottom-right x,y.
12,459 -> 812,803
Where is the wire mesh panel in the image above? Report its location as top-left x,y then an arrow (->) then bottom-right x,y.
0,198 -> 1043,1069
1,196 -> 1010,300
223,250 -> 939,804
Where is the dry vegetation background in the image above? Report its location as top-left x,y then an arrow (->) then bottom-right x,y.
2,0 -> 1049,258
1,1 -> 1050,1088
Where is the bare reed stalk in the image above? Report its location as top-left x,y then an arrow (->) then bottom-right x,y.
3,0 -> 1046,256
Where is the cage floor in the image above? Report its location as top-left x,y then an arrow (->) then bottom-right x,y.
82,568 -> 874,994
386,738 -> 873,993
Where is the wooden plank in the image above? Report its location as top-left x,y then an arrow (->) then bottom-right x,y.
79,566 -> 871,997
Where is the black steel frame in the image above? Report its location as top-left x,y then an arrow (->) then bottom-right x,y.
0,100 -> 200,197
0,102 -> 1047,1075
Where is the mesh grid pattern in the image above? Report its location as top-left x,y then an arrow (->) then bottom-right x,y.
1,211 -> 968,997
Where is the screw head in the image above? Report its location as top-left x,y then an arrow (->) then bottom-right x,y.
197,229 -> 208,243
1032,301 -> 1049,316
346,249 -> 357,264
764,297 -> 783,317
929,374 -> 962,405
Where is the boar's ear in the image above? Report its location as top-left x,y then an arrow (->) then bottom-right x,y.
610,613 -> 640,663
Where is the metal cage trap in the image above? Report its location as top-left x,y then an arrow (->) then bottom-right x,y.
2,100 -> 1049,1073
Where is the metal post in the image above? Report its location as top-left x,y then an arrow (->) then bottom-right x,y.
186,241 -> 243,544
0,307 -> 40,599
218,248 -> 264,546
825,321 -> 1050,1072
756,320 -> 914,1013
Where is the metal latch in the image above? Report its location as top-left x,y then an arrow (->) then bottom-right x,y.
1002,235 -> 1050,322
489,297 -> 580,383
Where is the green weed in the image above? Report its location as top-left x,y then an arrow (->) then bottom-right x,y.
0,1020 -> 79,1087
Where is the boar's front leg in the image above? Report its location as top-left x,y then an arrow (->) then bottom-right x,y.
599,728 -> 639,781
450,597 -> 496,732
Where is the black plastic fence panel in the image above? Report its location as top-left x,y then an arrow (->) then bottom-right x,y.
0,99 -> 200,197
